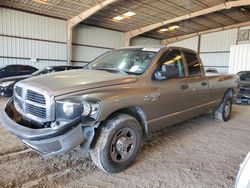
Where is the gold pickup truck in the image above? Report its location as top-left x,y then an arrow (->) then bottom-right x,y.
0,46 -> 239,173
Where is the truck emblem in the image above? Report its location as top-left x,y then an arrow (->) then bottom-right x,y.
144,93 -> 160,101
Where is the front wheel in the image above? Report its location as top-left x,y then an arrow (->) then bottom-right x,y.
90,113 -> 142,173
214,97 -> 232,122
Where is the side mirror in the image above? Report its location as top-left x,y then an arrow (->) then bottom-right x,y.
153,64 -> 179,81
154,71 -> 167,80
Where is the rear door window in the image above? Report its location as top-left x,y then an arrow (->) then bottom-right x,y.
183,51 -> 202,76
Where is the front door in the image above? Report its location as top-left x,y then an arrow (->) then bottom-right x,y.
145,49 -> 194,131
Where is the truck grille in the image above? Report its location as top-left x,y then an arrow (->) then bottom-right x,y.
15,86 -> 23,97
14,83 -> 54,123
27,103 -> 46,119
27,90 -> 46,104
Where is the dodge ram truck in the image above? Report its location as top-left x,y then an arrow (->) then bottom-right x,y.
0,46 -> 239,173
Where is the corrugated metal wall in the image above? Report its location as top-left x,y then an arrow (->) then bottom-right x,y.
170,36 -> 199,51
72,25 -> 161,66
228,44 -> 250,74
199,53 -> 230,73
168,28 -> 250,74
199,29 -> 238,73
72,24 -> 125,65
131,36 -> 161,46
200,29 -> 238,52
0,7 -> 161,68
0,8 -> 67,69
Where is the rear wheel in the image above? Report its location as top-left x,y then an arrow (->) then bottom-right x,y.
214,97 -> 232,122
90,113 -> 142,173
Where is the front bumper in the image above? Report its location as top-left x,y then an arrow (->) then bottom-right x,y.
0,99 -> 94,156
236,87 -> 250,104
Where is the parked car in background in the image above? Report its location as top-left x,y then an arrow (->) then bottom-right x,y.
31,66 -> 82,76
206,68 -> 219,74
236,71 -> 250,104
0,65 -> 37,79
0,46 -> 239,173
234,152 -> 250,188
205,68 -> 219,76
0,66 -> 82,97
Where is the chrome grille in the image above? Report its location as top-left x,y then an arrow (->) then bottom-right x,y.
27,90 -> 46,104
13,83 -> 54,123
27,103 -> 46,119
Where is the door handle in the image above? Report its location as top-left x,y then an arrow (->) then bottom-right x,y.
180,84 -> 189,89
201,82 -> 207,86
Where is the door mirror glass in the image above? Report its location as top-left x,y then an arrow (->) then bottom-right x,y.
154,64 -> 181,80
154,70 -> 167,80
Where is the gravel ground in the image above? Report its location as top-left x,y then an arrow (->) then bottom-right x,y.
0,98 -> 249,188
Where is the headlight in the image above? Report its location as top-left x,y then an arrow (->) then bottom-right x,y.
63,102 -> 74,116
56,98 -> 101,122
0,81 -> 15,87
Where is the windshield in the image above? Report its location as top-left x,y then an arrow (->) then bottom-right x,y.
238,71 -> 250,81
87,48 -> 158,75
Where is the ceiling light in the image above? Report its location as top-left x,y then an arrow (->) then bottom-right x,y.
159,28 -> 168,32
168,25 -> 180,31
112,16 -> 125,21
158,25 -> 180,33
123,11 -> 136,17
33,0 -> 48,4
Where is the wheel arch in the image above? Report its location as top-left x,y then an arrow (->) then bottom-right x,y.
101,106 -> 148,135
215,88 -> 234,114
224,88 -> 234,98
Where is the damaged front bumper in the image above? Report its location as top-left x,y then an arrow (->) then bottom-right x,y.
0,99 -> 96,156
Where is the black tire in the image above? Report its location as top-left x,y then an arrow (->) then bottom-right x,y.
90,113 -> 142,173
214,97 -> 233,122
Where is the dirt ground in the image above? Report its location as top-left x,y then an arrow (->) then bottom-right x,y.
0,98 -> 249,188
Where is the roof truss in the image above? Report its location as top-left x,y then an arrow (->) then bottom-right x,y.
161,21 -> 250,45
125,0 -> 250,46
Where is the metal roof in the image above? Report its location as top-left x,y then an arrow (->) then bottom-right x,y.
0,0 -> 249,39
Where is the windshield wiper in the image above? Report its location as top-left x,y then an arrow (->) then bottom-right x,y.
92,67 -> 128,75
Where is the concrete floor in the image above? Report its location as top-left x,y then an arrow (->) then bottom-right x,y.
0,98 -> 249,188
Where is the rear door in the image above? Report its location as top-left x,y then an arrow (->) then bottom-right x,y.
181,50 -> 208,115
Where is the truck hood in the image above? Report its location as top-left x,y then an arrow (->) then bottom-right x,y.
19,69 -> 138,96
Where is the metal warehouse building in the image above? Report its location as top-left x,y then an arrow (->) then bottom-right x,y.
0,1 -> 250,72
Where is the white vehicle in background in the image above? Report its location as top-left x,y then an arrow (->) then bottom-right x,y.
234,152 -> 250,188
